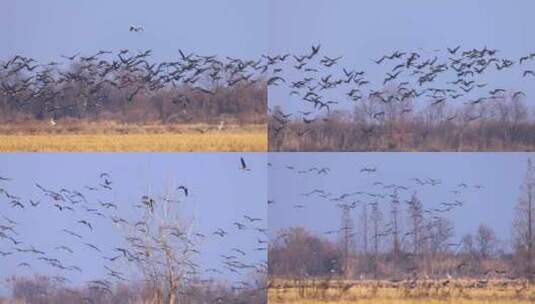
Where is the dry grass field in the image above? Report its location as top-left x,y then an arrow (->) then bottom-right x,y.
0,122 -> 266,151
269,279 -> 535,304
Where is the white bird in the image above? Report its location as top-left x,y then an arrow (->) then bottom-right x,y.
217,120 -> 225,131
49,118 -> 56,126
129,25 -> 144,32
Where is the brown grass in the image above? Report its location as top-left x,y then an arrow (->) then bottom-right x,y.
269,279 -> 535,304
0,122 -> 266,151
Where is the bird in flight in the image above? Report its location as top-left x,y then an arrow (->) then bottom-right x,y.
78,220 -> 93,231
240,157 -> 251,171
447,46 -> 461,55
177,185 -> 189,197
129,25 -> 144,32
142,195 -> 155,213
361,166 -> 377,173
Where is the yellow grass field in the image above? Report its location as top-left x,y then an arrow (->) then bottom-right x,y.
0,123 -> 266,152
269,279 -> 535,304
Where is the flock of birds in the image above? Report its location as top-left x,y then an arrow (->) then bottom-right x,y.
5,42 -> 535,129
0,47 -> 269,123
268,45 -> 535,138
268,160 -> 482,210
3,22 -> 534,301
266,159 -> 511,279
0,157 -> 266,301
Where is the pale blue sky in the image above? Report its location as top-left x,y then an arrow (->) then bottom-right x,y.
0,153 -> 266,296
1,0 -> 267,61
268,0 -> 535,113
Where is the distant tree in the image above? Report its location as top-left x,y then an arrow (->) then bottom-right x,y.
338,205 -> 355,278
407,192 -> 424,255
359,202 -> 369,255
461,233 -> 475,255
513,158 -> 535,280
370,202 -> 383,278
427,216 -> 453,255
390,190 -> 402,259
268,227 -> 342,278
475,224 -> 497,259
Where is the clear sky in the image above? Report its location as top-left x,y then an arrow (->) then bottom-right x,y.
0,153 -> 266,296
268,0 -> 535,113
268,153 -> 532,250
1,0 -> 268,61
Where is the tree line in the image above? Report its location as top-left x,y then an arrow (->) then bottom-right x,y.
1,274 -> 266,304
269,91 -> 535,151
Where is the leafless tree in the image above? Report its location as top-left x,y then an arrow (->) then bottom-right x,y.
513,158 -> 535,281
407,192 -> 424,255
114,184 -> 197,304
475,224 -> 497,259
370,202 -> 383,278
338,205 -> 355,278
390,190 -> 402,260
359,203 -> 369,256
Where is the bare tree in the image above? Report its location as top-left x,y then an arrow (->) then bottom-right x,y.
370,202 -> 383,278
513,158 -> 535,280
390,190 -> 402,260
475,224 -> 497,259
461,234 -> 475,255
338,205 -> 355,278
359,202 -> 369,256
115,184 -> 197,304
407,192 -> 424,255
